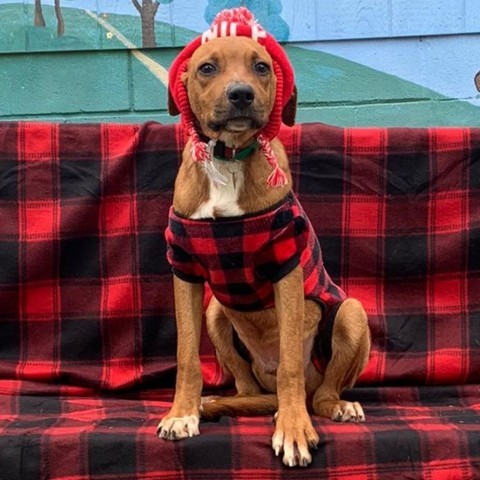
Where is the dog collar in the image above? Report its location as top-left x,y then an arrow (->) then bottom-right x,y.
213,140 -> 259,161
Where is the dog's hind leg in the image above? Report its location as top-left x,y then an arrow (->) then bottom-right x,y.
312,298 -> 370,422
206,296 -> 262,396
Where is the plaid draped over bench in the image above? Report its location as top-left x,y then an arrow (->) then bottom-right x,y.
0,121 -> 479,479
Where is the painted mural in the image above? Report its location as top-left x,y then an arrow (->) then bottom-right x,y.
0,0 -> 479,125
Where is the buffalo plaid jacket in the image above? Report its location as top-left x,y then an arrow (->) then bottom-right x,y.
165,193 -> 346,312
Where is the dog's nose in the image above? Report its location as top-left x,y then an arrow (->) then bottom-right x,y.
227,84 -> 255,109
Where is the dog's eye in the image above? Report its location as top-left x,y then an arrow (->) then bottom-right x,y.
254,62 -> 270,75
198,63 -> 217,76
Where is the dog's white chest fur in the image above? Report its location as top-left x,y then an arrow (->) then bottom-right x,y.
191,159 -> 245,219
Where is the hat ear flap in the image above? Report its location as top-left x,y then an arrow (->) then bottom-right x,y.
168,88 -> 180,116
281,85 -> 297,127
167,54 -> 192,117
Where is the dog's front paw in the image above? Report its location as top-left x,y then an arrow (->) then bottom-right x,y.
314,399 -> 365,423
271,408 -> 319,467
157,414 -> 200,440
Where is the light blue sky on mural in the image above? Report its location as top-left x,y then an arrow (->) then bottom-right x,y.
14,0 -> 480,40
8,0 -> 210,33
6,0 -> 480,41
305,35 -> 480,108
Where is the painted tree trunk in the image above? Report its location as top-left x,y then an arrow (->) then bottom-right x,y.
34,0 -> 46,27
55,0 -> 65,37
141,12 -> 156,48
133,0 -> 160,48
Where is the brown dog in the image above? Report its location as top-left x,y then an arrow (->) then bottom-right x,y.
158,9 -> 370,468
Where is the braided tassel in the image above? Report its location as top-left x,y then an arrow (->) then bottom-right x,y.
257,134 -> 288,188
187,124 -> 211,163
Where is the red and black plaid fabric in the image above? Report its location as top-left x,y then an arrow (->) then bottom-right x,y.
166,193 -> 346,311
1,385 -> 480,480
0,121 -> 480,478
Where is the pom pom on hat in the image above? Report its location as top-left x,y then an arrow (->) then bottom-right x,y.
168,7 -> 294,188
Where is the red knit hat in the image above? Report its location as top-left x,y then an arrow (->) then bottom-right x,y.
168,7 -> 295,187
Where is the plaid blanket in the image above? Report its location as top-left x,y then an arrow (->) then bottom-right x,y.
0,121 -> 480,478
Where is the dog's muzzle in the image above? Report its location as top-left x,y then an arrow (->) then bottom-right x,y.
208,84 -> 265,133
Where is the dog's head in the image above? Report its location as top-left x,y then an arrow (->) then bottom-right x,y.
168,8 -> 296,144
181,36 -> 278,145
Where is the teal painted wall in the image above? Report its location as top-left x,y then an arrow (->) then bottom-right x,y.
0,1 -> 479,127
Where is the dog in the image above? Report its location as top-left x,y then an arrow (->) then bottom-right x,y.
158,8 -> 371,468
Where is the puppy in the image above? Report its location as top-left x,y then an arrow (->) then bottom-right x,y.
158,8 -> 370,468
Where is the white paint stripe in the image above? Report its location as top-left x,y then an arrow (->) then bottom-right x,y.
84,9 -> 169,87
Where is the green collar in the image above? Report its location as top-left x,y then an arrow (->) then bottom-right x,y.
213,140 -> 259,161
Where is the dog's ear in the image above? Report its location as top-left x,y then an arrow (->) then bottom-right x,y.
281,85 -> 297,127
168,88 -> 180,116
